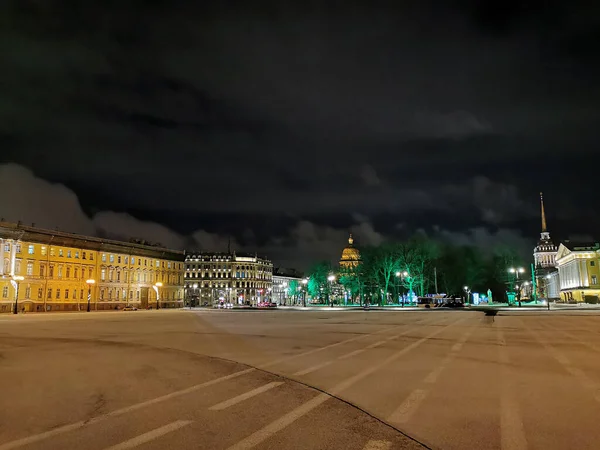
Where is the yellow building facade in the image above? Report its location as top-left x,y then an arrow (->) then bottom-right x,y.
555,242 -> 600,302
0,222 -> 185,313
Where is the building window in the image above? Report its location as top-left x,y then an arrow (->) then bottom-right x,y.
118,256 -> 121,264
75,251 -> 79,259
109,254 -> 114,263
16,244 -> 21,253
131,257 -> 135,264
56,289 -> 61,299
593,275 -> 598,285
3,243 -> 9,252
26,262 -> 33,276
80,289 -> 84,299
88,268 -> 93,279
117,271 -> 121,282
109,269 -> 114,281
49,265 -> 54,277
101,268 -> 106,281
90,253 -> 94,261
125,256 -> 129,264
83,251 -> 87,260
38,288 -> 43,299
144,259 -> 147,266
108,290 -> 112,300
156,261 -> 159,267
129,290 -> 133,299
74,267 -> 79,278
65,289 -> 69,299
58,266 -> 63,278
67,250 -> 71,258
591,261 -> 596,267
41,246 -> 47,256
59,249 -> 64,257
100,289 -> 105,300
15,260 -> 21,274
66,267 -> 71,278
47,288 -> 52,299
136,290 -> 140,299
28,244 -> 34,255
102,254 -> 107,263
2,286 -> 7,298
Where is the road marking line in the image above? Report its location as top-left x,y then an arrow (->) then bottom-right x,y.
0,369 -> 253,450
528,324 -> 600,404
101,420 -> 192,450
294,361 -> 334,376
260,324 -> 407,369
226,393 -> 330,450
209,382 -> 284,411
388,326 -> 473,424
227,317 -> 462,449
331,318 -> 461,396
498,328 -> 528,450
362,439 -> 393,450
293,318 -> 437,376
338,348 -> 365,360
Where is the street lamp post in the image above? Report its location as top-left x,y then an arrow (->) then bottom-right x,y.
327,275 -> 335,307
11,276 -> 24,314
508,267 -> 525,307
463,286 -> 471,305
86,279 -> 95,312
154,282 -> 163,309
302,278 -> 308,307
395,271 -> 401,306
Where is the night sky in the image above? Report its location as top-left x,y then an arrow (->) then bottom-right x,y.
1,1 -> 599,269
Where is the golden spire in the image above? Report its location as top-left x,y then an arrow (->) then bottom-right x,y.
540,192 -> 547,232
348,233 -> 354,246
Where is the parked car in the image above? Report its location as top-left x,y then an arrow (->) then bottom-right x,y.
123,305 -> 137,311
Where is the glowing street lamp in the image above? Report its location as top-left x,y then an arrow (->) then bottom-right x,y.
86,279 -> 95,312
327,275 -> 335,307
154,282 -> 163,310
301,278 -> 308,307
463,286 -> 471,305
11,275 -> 24,314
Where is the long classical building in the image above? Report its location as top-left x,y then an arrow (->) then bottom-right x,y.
184,252 -> 273,306
0,222 -> 185,313
555,242 -> 600,302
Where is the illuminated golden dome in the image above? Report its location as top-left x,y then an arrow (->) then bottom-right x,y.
340,234 -> 360,268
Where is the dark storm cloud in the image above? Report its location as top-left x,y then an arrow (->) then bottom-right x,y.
0,1 -> 598,268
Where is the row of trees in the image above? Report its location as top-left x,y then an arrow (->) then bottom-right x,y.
305,235 -> 526,306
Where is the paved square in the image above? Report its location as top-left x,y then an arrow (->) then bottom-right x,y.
1,309 -> 600,449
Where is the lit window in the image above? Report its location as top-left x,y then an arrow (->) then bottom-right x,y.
50,247 -> 55,257
101,268 -> 106,281
65,289 -> 69,299
47,289 -> 52,298
58,266 -> 63,278
16,244 -> 21,253
26,262 -> 33,276
56,289 -> 61,299
75,251 -> 79,259
125,256 -> 129,264
67,250 -> 72,258
59,249 -> 64,257
102,254 -> 107,263
593,275 -> 598,285
3,243 -> 9,252
109,254 -> 114,263
41,246 -> 47,256
2,286 -> 7,298
90,253 -> 94,261
28,245 -> 35,255
38,288 -> 43,299
131,257 -> 135,264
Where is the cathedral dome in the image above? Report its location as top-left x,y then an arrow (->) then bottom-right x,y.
340,234 -> 360,267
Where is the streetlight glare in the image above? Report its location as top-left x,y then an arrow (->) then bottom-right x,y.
518,267 -> 525,273
403,271 -> 409,277
395,271 -> 400,277
508,268 -> 516,273
86,279 -> 95,284
155,282 -> 163,287
327,275 -> 335,281
12,275 -> 24,281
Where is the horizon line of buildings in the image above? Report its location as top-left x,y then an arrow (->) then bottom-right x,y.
0,221 -> 306,312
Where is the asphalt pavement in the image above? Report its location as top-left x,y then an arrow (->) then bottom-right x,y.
2,308 -> 600,449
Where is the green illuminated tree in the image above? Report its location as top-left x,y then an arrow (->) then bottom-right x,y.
287,279 -> 299,303
306,261 -> 332,303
